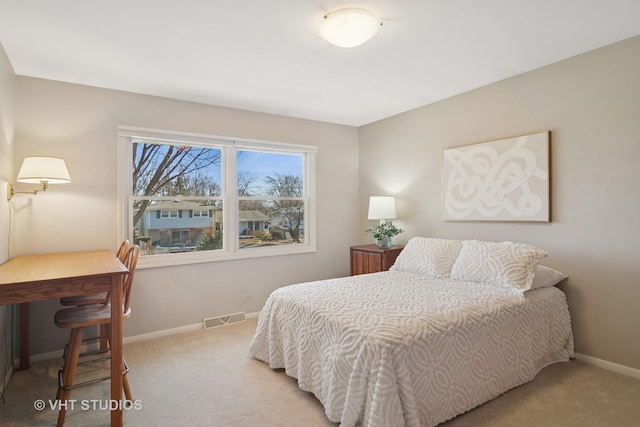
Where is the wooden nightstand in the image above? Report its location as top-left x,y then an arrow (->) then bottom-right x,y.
350,244 -> 403,275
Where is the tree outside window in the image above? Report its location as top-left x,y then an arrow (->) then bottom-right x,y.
120,128 -> 315,266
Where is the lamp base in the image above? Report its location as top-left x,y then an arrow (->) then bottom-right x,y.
6,182 -> 48,200
6,183 -> 14,201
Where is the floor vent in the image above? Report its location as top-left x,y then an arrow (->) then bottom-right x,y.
203,312 -> 246,329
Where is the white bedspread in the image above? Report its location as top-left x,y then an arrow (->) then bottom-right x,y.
249,271 -> 574,427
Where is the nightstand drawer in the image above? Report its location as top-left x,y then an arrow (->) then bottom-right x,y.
350,244 -> 403,275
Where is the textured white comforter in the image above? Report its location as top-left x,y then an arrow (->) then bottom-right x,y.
249,271 -> 574,427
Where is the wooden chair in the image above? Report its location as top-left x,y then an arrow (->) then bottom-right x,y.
59,240 -> 130,350
54,244 -> 139,427
59,239 -> 130,307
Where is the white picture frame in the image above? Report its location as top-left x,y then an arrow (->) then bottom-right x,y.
443,131 -> 550,222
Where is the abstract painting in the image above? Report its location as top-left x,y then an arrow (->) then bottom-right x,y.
443,131 -> 550,222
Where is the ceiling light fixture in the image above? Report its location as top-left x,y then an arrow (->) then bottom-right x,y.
320,8 -> 382,48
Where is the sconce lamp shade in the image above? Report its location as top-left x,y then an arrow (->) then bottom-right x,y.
367,196 -> 397,221
320,8 -> 382,48
17,157 -> 71,184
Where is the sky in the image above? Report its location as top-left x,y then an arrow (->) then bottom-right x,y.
236,150 -> 303,180
134,141 -> 303,195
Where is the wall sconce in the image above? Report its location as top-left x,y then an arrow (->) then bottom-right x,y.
320,8 -> 383,48
6,156 -> 71,201
367,196 -> 397,224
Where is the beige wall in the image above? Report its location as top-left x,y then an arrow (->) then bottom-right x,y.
0,41 -> 16,391
359,35 -> 640,370
5,34 -> 639,371
13,78 -> 360,355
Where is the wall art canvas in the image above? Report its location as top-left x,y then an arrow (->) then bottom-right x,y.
443,131 -> 550,222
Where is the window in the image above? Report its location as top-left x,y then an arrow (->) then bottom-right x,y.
160,211 -> 179,219
118,127 -> 316,267
237,149 -> 306,249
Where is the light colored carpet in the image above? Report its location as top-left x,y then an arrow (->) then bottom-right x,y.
0,317 -> 638,426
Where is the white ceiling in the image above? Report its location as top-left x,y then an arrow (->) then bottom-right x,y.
1,1 -> 640,126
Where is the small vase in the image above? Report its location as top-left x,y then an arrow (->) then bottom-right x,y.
375,236 -> 392,249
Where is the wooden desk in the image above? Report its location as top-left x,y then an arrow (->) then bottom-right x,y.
0,250 -> 129,427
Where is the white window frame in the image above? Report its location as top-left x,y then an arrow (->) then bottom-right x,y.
117,126 -> 317,269
160,211 -> 179,219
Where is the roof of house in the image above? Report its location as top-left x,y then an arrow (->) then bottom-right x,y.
239,210 -> 270,221
144,201 -> 269,221
146,200 -> 212,211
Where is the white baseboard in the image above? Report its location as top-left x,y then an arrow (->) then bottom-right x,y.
575,352 -> 640,380
25,350 -> 63,364
26,311 -> 261,363
124,311 -> 259,344
123,322 -> 203,345
19,320 -> 640,384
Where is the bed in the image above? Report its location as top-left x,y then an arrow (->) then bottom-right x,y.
249,238 -> 574,427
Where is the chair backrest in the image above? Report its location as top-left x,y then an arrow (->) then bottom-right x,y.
121,245 -> 140,313
104,244 -> 139,313
116,239 -> 130,261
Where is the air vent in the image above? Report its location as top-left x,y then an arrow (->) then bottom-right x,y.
203,312 -> 246,329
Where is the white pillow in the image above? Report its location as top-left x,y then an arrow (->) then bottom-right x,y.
450,240 -> 547,291
529,265 -> 568,290
390,237 -> 463,278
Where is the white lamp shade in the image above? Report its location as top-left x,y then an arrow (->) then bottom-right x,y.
320,8 -> 382,48
16,157 -> 71,184
367,196 -> 397,220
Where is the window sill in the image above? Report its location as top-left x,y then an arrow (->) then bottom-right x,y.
136,244 -> 316,269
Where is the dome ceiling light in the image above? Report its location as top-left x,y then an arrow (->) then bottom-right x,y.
320,8 -> 383,48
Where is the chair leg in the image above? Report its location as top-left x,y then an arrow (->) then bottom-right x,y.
105,323 -> 133,400
123,361 -> 132,401
56,329 -> 79,400
57,327 -> 84,427
99,324 -> 108,350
